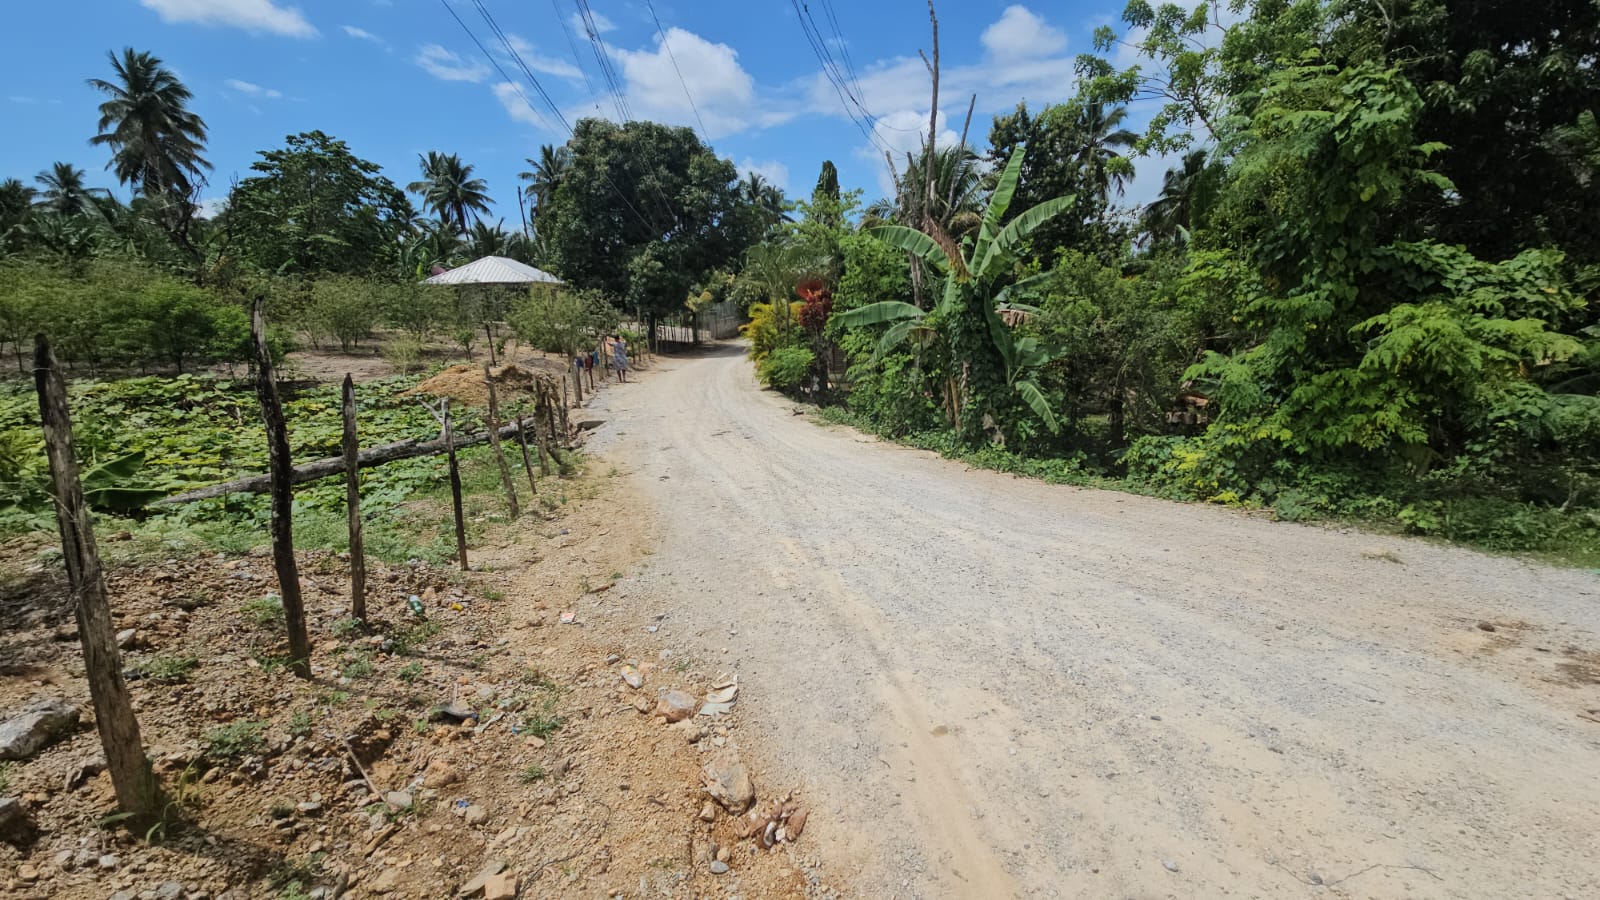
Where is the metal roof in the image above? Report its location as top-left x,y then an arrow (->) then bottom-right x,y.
422,256 -> 562,286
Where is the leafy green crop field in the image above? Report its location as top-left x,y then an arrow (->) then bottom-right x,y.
1,373 -> 513,560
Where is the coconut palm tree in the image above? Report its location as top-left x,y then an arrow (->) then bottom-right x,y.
1074,101 -> 1138,200
1143,149 -> 1220,245
89,48 -> 210,200
409,152 -> 493,235
518,144 -> 571,218
0,178 -> 37,234
34,163 -> 99,217
867,144 -> 986,239
739,172 -> 789,229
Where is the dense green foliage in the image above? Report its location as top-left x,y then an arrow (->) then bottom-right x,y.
221,131 -> 414,277
537,119 -> 763,319
806,0 -> 1599,561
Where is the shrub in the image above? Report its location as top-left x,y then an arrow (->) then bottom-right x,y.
758,346 -> 815,392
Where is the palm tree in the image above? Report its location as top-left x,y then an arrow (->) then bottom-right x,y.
518,144 -> 571,218
89,48 -> 210,200
868,144 -> 986,238
1143,149 -> 1219,245
1075,101 -> 1137,200
0,178 -> 37,235
739,172 -> 790,228
34,163 -> 98,217
466,219 -> 512,258
409,152 -> 493,235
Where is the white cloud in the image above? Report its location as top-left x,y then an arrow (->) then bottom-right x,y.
492,82 -> 555,130
225,78 -> 282,99
500,33 -> 585,82
608,27 -> 789,138
980,5 -> 1067,59
800,5 -> 1079,194
738,159 -> 790,192
140,0 -> 317,38
342,25 -> 380,42
415,44 -> 490,82
570,10 -> 615,35
197,197 -> 230,219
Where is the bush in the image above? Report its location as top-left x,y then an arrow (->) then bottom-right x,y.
383,336 -> 424,373
306,277 -> 374,351
758,346 -> 815,392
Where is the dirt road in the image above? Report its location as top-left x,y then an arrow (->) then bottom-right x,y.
586,344 -> 1600,899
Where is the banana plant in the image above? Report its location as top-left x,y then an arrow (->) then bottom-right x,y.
836,146 -> 1073,432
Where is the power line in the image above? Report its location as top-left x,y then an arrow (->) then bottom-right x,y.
644,0 -> 711,141
548,0 -> 604,118
573,0 -> 633,122
788,0 -> 891,154
434,0 -> 662,234
469,0 -> 570,132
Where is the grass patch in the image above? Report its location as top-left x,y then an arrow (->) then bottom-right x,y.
397,661 -> 423,682
339,651 -> 374,680
288,709 -> 313,738
203,720 -> 266,762
144,653 -> 200,684
518,764 -> 546,783
241,595 -> 283,628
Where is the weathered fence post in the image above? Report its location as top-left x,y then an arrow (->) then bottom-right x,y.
252,299 -> 312,679
482,363 -> 520,518
33,335 -> 162,821
515,414 -> 539,498
341,374 -> 366,623
441,399 -> 469,572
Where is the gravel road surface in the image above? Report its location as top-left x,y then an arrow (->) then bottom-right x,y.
586,344 -> 1600,899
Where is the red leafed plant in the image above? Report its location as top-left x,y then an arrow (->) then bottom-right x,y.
800,281 -> 838,331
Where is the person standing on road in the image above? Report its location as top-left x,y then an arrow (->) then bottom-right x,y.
612,334 -> 629,383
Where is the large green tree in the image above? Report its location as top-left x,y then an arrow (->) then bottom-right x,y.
1331,0 -> 1600,266
223,131 -> 415,276
538,118 -> 760,317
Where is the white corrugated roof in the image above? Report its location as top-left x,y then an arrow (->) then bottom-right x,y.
422,256 -> 562,286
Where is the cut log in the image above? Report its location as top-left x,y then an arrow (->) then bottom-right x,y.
156,420 -> 531,506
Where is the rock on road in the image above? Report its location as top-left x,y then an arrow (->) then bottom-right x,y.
587,344 -> 1600,899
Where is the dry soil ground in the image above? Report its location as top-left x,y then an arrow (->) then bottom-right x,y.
0,355 -> 821,900
584,342 -> 1600,900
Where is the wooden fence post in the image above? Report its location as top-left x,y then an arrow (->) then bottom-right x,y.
252,299 -> 312,679
515,414 -> 539,498
33,335 -> 162,821
482,363 -> 520,518
341,374 -> 366,623
441,399 -> 469,572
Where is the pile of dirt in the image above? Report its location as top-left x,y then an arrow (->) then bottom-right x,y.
0,469 -> 826,898
405,364 -> 543,409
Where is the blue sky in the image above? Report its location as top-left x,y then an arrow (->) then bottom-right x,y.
1,0 -> 1158,225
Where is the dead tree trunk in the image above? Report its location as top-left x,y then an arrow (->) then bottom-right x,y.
33,335 -> 162,822
341,374 -> 366,623
251,299 -> 312,679
482,363 -> 520,518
